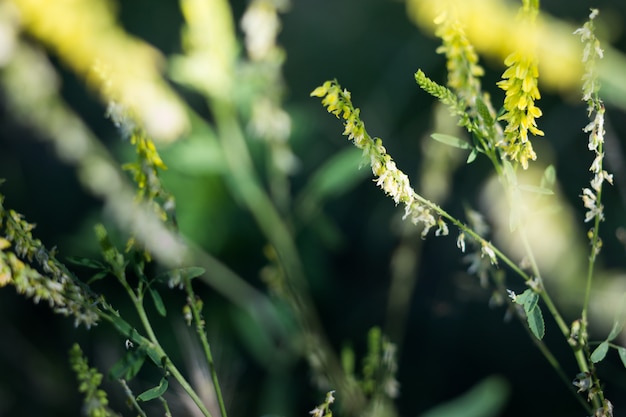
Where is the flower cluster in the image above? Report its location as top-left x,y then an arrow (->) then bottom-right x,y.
434,12 -> 484,100
496,50 -> 544,169
575,10 -> 612,251
493,0 -> 544,169
241,0 -> 298,175
0,195 -> 100,327
69,344 -> 113,417
309,390 -> 335,417
311,81 -> 445,237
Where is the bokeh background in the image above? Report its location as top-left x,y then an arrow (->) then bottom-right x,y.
1,0 -> 626,416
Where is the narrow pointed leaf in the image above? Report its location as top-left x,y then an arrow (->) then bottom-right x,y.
87,270 -> 109,284
419,375 -> 509,417
300,147 -> 368,203
431,133 -> 472,150
149,287 -> 167,317
467,149 -> 478,164
66,256 -> 105,269
590,341 -> 609,363
515,290 -> 544,339
137,377 -> 169,402
527,305 -> 545,340
476,97 -> 494,126
540,165 -> 556,190
109,347 -> 147,380
155,267 -> 205,283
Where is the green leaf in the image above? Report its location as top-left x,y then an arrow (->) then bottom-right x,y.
517,185 -> 554,195
94,224 -> 125,275
162,133 -> 225,175
109,315 -> 133,338
501,159 -> 517,186
66,256 -> 105,269
514,290 -> 544,339
182,266 -> 205,279
155,267 -> 206,286
514,289 -> 538,311
300,148 -> 368,204
527,304 -> 545,340
109,347 -> 147,380
145,346 -> 165,368
430,133 -> 472,150
419,376 -> 509,417
87,270 -> 109,284
617,346 -> 626,368
540,165 -> 556,190
149,287 -> 167,317
137,377 -> 168,402
476,97 -> 494,126
591,341 -> 609,363
466,149 -> 478,164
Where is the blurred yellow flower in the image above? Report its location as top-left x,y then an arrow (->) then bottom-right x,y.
11,0 -> 188,142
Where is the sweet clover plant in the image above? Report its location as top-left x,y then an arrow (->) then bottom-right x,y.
1,0 -> 625,416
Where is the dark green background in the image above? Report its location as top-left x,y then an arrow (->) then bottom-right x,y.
1,1 -> 626,416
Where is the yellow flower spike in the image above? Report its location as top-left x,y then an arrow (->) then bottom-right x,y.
312,80 -> 440,236
434,13 -> 484,99
407,0 -> 584,92
495,3 -> 545,170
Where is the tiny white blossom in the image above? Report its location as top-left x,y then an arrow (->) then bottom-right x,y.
456,232 -> 466,252
435,218 -> 449,236
325,390 -> 335,404
309,407 -> 323,417
480,242 -> 498,265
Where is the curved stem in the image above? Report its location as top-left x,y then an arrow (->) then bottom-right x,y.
184,277 -> 228,417
211,98 -> 366,412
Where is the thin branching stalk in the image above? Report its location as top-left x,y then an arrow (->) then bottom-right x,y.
119,379 -> 148,417
183,276 -> 228,417
211,97 -> 366,411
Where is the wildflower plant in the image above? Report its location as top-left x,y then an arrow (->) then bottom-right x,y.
1,0 -> 626,416
312,3 -> 624,417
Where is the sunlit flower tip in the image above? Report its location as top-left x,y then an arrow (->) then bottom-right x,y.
309,407 -> 323,417
456,232 -> 466,252
326,390 -> 336,404
310,82 -> 331,97
506,289 -> 517,301
480,242 -> 497,265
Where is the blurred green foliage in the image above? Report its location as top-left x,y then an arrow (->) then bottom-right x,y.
1,1 -> 626,417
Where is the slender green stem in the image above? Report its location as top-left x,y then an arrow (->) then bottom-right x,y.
415,194 -> 529,280
160,396 -> 173,417
211,98 -> 366,412
114,269 -> 214,417
164,356 -> 214,417
119,379 -> 148,417
98,309 -> 213,417
525,329 -> 593,414
136,305 -> 213,417
184,277 -> 228,417
517,228 -> 571,337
